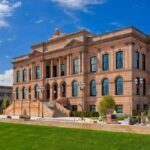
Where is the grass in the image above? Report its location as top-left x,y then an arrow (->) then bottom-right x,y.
0,122 -> 150,150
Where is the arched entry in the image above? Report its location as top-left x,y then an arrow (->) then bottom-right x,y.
61,82 -> 66,97
28,86 -> 31,100
53,82 -> 58,100
45,84 -> 50,101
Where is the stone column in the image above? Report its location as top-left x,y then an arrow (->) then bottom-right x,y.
82,51 -> 85,74
97,48 -> 101,73
41,60 -> 44,79
70,54 -> 72,75
110,46 -> 115,71
127,42 -> 135,69
58,57 -> 61,77
67,55 -> 70,76
31,63 -> 34,80
79,51 -> 82,74
50,59 -> 53,78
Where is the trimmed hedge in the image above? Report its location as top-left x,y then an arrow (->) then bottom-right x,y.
70,111 -> 99,117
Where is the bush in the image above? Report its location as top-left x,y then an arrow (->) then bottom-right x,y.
116,116 -> 126,121
70,111 -> 99,118
98,95 -> 116,115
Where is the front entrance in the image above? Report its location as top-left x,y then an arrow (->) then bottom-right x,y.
61,82 -> 66,97
46,84 -> 50,101
53,83 -> 58,100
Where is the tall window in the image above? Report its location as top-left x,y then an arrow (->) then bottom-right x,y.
35,66 -> 40,79
16,71 -> 20,83
116,51 -> 123,69
34,85 -> 39,99
115,77 -> 123,95
90,80 -> 96,96
53,66 -> 57,77
90,105 -> 96,112
29,68 -> 32,80
116,105 -> 123,113
72,81 -> 78,96
142,54 -> 146,70
143,79 -> 146,96
22,87 -> 26,99
61,64 -> 65,76
22,69 -> 27,82
46,66 -> 50,78
102,54 -> 109,71
102,78 -> 109,95
73,58 -> 79,74
90,56 -> 97,72
16,88 -> 19,99
134,51 -> 140,69
135,77 -> 140,95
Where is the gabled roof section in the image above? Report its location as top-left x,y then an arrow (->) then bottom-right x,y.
64,39 -> 83,48
90,26 -> 150,44
13,50 -> 42,63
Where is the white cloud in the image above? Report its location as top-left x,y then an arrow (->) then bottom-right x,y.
5,55 -> 11,58
35,19 -> 44,24
51,0 -> 106,11
0,0 -> 21,27
110,22 -> 123,28
0,69 -> 13,86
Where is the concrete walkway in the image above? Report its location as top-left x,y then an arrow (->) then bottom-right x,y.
0,118 -> 150,135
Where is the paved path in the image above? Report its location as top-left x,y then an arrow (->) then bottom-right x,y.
0,118 -> 150,135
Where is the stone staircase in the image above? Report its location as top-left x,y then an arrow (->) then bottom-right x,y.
4,98 -> 70,118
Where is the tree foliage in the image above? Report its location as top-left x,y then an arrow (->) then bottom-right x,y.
98,95 -> 116,115
2,96 -> 11,109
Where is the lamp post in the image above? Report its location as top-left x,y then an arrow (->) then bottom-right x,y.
12,91 -> 16,116
148,89 -> 150,110
38,86 -> 45,118
78,82 -> 86,120
134,77 -> 143,114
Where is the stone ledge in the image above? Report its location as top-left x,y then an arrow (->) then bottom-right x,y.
0,118 -> 150,135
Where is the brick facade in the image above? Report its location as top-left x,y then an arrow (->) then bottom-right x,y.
5,27 -> 150,116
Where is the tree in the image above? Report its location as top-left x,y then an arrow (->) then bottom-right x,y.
2,96 -> 11,110
98,95 -> 116,116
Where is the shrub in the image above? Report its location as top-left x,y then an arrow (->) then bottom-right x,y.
98,95 -> 116,115
70,111 -> 99,118
2,96 -> 11,110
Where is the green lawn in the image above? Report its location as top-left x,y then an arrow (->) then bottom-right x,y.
0,122 -> 150,150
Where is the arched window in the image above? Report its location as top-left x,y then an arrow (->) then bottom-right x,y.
134,51 -> 140,69
61,82 -> 66,97
28,86 -> 31,93
22,87 -> 26,99
34,85 -> 39,99
102,78 -> 109,95
90,80 -> 96,96
46,84 -> 50,99
22,69 -> 27,82
143,79 -> 146,96
116,51 -> 123,69
72,81 -> 78,96
16,88 -> 19,99
135,77 -> 140,95
115,77 -> 123,95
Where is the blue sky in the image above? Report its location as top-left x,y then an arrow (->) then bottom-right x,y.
0,0 -> 150,85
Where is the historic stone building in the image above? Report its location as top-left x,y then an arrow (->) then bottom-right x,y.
5,26 -> 150,117
0,86 -> 12,101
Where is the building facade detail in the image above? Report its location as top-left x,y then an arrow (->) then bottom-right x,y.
4,26 -> 150,117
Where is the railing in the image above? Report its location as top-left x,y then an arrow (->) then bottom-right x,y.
55,102 -> 70,116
